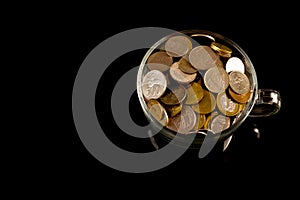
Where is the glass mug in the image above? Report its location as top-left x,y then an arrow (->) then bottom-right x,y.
136,29 -> 281,151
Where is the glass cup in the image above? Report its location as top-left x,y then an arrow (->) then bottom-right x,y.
136,29 -> 281,150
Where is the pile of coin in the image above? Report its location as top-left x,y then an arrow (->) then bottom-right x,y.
141,33 -> 252,135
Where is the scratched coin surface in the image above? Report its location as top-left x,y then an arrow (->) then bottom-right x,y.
228,71 -> 250,95
204,67 -> 229,93
142,69 -> 167,100
164,35 -> 192,57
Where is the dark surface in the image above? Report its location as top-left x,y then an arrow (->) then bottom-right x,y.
32,3 -> 298,194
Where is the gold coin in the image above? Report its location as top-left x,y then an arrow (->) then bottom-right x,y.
204,67 -> 229,93
185,82 -> 204,105
159,85 -> 186,105
165,104 -> 182,117
169,62 -> 197,84
147,99 -> 160,108
216,91 -> 240,116
188,45 -> 220,70
237,103 -> 246,115
147,99 -> 162,119
210,41 -> 232,58
147,99 -> 169,126
142,69 -> 167,100
191,90 -> 216,114
146,51 -> 173,72
164,35 -> 192,57
178,57 -> 198,74
228,71 -> 250,95
193,114 -> 206,130
167,106 -> 197,134
228,87 -> 252,103
209,114 -> 231,134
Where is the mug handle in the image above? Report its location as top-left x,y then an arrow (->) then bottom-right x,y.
249,89 -> 281,117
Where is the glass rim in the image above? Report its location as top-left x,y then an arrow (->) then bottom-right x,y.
136,29 -> 259,144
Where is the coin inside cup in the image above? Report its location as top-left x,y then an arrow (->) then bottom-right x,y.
137,30 -> 258,148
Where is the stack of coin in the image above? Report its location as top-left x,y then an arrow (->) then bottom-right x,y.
141,33 -> 253,135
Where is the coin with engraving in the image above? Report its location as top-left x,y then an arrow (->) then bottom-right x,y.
189,45 -> 220,70
170,62 -> 197,84
147,99 -> 169,126
228,71 -> 250,95
146,51 -> 173,72
142,70 -> 167,100
193,113 -> 206,130
185,82 -> 204,105
228,87 -> 252,103
191,90 -> 216,114
165,35 -> 192,57
209,114 -> 231,134
225,56 -> 245,73
167,106 -> 197,134
178,57 -> 198,74
216,91 -> 240,116
204,67 -> 229,93
210,41 -> 232,58
160,84 -> 186,105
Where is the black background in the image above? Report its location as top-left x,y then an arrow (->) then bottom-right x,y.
23,2 -> 298,195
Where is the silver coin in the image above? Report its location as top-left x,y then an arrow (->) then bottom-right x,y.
225,57 -> 245,73
142,70 -> 167,100
209,114 -> 230,134
167,106 -> 197,134
189,45 -> 219,70
164,35 -> 192,57
216,91 -> 240,116
204,67 -> 229,93
228,71 -> 250,95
